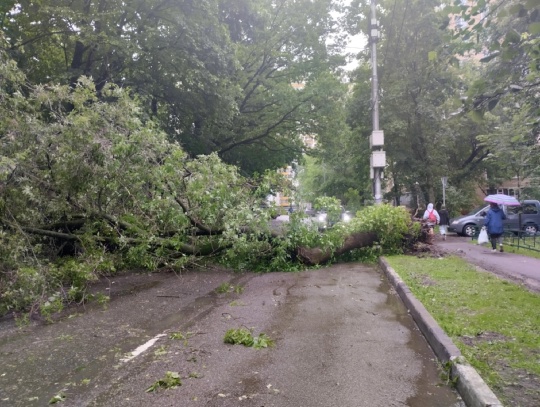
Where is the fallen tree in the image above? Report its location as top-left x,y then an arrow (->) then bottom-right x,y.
0,57 -> 424,318
296,232 -> 379,266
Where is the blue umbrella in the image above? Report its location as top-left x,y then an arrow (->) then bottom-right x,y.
483,194 -> 520,206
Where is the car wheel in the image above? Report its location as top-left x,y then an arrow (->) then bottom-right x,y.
523,224 -> 538,235
463,224 -> 477,237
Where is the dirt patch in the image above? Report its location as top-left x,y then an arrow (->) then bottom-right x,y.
496,362 -> 540,406
406,242 -> 449,259
419,274 -> 438,287
458,331 -> 509,346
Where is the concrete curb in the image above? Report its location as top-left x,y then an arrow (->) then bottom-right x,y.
379,257 -> 504,407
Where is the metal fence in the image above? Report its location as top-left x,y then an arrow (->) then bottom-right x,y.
503,230 -> 540,252
470,226 -> 540,253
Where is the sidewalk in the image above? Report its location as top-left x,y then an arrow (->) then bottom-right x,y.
379,233 -> 540,407
434,234 -> 540,292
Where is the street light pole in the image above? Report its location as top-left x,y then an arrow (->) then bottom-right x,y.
441,177 -> 448,207
370,0 -> 385,204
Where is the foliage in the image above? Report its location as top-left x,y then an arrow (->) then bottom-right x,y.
215,283 -> 244,294
476,109 -> 540,198
145,371 -> 182,393
48,392 -> 66,404
336,246 -> 383,263
208,2 -> 347,173
0,40 -> 276,316
287,211 -> 342,248
386,254 -> 540,405
169,331 -> 194,341
444,185 -> 480,216
447,0 -> 540,196
223,328 -> 274,349
313,196 -> 342,224
297,72 -> 373,208
348,205 -> 420,253
2,0 -> 348,175
347,1 -> 466,206
0,5 -> 433,319
345,0 -> 540,208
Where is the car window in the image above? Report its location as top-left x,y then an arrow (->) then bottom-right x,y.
507,205 -> 521,215
522,204 -> 538,215
473,206 -> 490,216
467,206 -> 488,216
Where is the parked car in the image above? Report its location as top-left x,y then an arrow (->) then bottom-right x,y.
449,200 -> 540,237
312,209 -> 353,230
314,210 -> 329,230
341,211 -> 353,222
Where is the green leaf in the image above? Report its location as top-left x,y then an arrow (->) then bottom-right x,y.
487,99 -> 499,111
528,22 -> 540,35
479,51 -> 499,63
508,4 -> 524,15
146,372 -> 181,392
49,392 -> 66,404
526,0 -> 540,9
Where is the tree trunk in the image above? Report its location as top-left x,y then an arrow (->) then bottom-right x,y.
296,232 -> 379,266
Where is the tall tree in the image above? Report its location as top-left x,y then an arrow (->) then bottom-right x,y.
448,0 -> 540,198
344,0 -> 500,208
201,0 -> 348,173
297,70 -> 373,208
2,0 -> 350,174
369,0 -> 461,204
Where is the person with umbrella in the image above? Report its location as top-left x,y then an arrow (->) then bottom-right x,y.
484,202 -> 507,252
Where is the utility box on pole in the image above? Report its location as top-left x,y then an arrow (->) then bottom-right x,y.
371,151 -> 386,168
370,130 -> 384,148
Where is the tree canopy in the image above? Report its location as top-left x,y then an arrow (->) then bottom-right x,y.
2,0 -> 350,174
338,0 -> 540,211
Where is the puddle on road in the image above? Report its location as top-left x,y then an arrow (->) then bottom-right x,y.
377,274 -> 465,407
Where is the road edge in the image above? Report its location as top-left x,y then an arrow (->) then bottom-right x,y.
379,257 -> 504,407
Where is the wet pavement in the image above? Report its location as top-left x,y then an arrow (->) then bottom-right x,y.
0,264 -> 463,407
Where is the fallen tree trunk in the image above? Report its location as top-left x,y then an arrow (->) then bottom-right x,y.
296,231 -> 379,266
6,215 -> 388,265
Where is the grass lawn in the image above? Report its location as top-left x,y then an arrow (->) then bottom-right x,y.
385,255 -> 540,406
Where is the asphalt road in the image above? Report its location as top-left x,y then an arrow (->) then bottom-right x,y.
0,264 -> 463,407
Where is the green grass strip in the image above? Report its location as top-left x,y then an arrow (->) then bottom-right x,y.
385,255 -> 540,400
502,241 -> 540,259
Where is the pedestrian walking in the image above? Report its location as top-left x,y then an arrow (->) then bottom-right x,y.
438,205 -> 450,240
484,202 -> 506,252
422,203 -> 440,235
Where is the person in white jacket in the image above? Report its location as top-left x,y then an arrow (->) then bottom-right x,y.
422,203 -> 440,234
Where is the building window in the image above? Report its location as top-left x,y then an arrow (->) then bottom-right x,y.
497,188 -> 516,196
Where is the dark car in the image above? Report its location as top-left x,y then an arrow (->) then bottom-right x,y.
448,206 -> 488,237
449,200 -> 540,237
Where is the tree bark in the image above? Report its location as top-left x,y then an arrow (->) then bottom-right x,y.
296,232 -> 379,266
